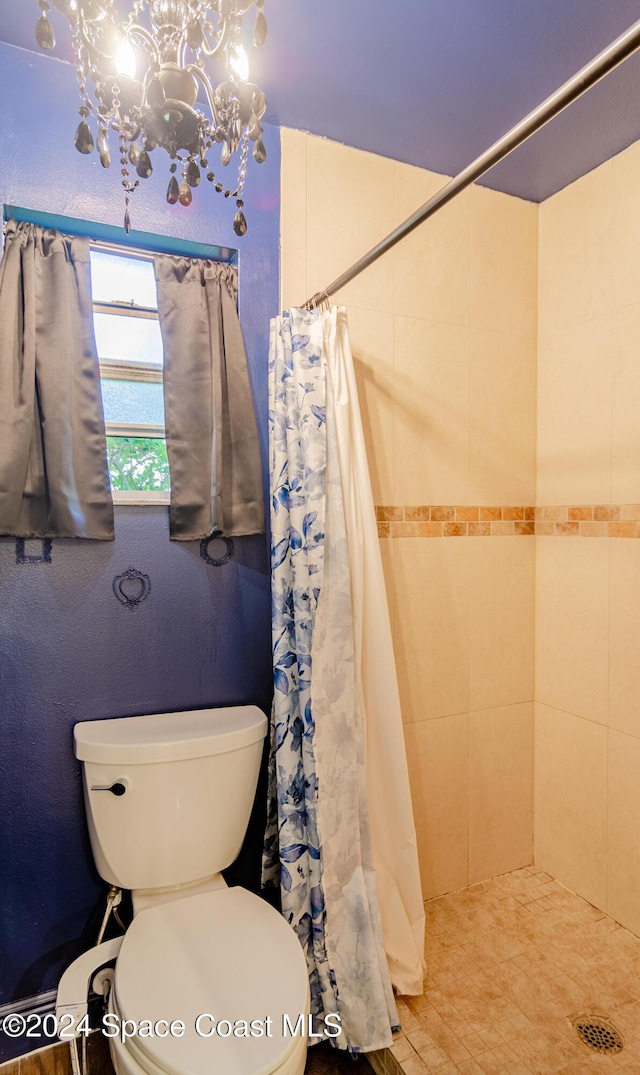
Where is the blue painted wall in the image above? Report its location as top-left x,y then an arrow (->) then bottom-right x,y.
0,42 -> 280,1060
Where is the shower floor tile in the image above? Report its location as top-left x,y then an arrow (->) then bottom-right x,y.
390,866 -> 640,1073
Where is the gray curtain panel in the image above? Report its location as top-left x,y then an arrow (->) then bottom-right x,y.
0,220 -> 114,539
154,255 -> 264,540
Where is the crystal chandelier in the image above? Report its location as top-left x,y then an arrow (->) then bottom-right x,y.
34,1 -> 269,235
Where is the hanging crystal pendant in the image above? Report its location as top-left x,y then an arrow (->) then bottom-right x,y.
254,7 -> 267,46
187,22 -> 203,49
233,207 -> 248,237
166,176 -> 180,204
247,113 -> 262,140
124,206 -> 131,234
221,142 -> 231,167
178,181 -> 192,206
97,128 -> 110,168
128,142 -> 141,166
35,15 -> 55,49
74,120 -> 94,154
253,138 -> 267,164
186,160 -> 201,187
231,118 -> 242,152
136,151 -> 153,178
147,77 -> 165,109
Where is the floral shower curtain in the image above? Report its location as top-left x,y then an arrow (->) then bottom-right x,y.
263,306 -> 424,1052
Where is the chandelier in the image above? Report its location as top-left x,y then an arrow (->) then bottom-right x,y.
34,1 -> 269,236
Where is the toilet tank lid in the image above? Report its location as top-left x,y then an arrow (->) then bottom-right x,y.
74,706 -> 267,764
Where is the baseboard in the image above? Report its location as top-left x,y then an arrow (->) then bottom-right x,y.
0,992 -> 57,1021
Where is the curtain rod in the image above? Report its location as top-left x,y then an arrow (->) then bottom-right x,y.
303,17 -> 640,310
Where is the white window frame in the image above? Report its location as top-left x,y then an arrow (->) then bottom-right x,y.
91,242 -> 170,507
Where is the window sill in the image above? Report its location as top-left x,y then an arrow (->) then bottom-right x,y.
112,491 -> 170,506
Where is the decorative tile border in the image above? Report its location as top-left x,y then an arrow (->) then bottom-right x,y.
535,504 -> 640,537
376,506 -> 535,538
376,504 -> 640,538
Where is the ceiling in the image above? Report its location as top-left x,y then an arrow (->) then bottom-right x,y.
4,0 -> 640,201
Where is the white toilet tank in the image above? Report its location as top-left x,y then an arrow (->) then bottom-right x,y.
74,706 -> 267,893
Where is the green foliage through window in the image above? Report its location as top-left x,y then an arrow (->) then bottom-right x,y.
106,437 -> 171,492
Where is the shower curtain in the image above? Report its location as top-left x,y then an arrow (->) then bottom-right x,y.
263,306 -> 424,1052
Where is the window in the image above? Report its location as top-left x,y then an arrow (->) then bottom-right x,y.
89,246 -> 170,504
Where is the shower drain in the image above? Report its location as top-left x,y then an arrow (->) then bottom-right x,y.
574,1015 -> 624,1054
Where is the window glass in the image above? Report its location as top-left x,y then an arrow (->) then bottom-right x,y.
106,437 -> 170,492
101,379 -> 165,426
94,312 -> 163,365
90,250 -> 158,307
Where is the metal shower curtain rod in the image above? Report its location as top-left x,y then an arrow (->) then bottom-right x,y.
303,17 -> 640,310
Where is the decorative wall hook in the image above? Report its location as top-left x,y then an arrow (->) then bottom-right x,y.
112,567 -> 151,609
15,538 -> 52,564
200,535 -> 235,566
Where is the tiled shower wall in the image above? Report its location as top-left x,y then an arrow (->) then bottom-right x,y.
280,128 -> 640,938
280,129 -> 538,900
535,139 -> 640,936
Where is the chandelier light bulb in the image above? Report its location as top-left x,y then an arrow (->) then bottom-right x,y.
229,44 -> 249,82
115,39 -> 137,79
34,1 -> 269,236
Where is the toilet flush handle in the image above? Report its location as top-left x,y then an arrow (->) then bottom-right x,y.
90,781 -> 127,796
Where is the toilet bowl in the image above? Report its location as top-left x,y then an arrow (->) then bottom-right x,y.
107,889 -> 309,1075
71,707 -> 310,1075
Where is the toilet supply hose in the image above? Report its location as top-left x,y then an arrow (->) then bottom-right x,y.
70,1037 -> 82,1075
96,886 -> 122,945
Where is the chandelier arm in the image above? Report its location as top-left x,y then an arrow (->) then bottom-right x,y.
139,66 -> 155,109
75,10 -> 107,67
185,63 -> 219,124
198,18 -> 233,60
124,23 -> 161,66
176,29 -> 189,68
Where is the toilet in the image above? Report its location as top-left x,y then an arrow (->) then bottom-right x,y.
73,706 -> 310,1075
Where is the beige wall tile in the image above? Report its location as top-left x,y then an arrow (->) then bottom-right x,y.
536,316 -> 612,506
612,302 -> 640,504
280,243 -> 306,311
403,714 -> 469,899
607,729 -> 640,935
280,127 -> 307,227
305,135 -> 396,313
394,162 -> 471,326
535,538 -> 609,724
469,330 -> 537,505
471,185 -> 538,338
469,537 -> 534,711
394,316 -> 471,506
346,306 -> 395,505
378,536 -> 395,634
609,539 -> 640,738
469,703 -> 533,885
392,538 -> 469,722
612,138 -> 640,310
534,703 -> 607,909
538,160 -> 613,336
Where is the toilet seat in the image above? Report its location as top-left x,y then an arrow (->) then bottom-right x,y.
111,887 -> 310,1075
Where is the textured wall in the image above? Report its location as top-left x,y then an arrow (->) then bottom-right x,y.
0,42 -> 279,1058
